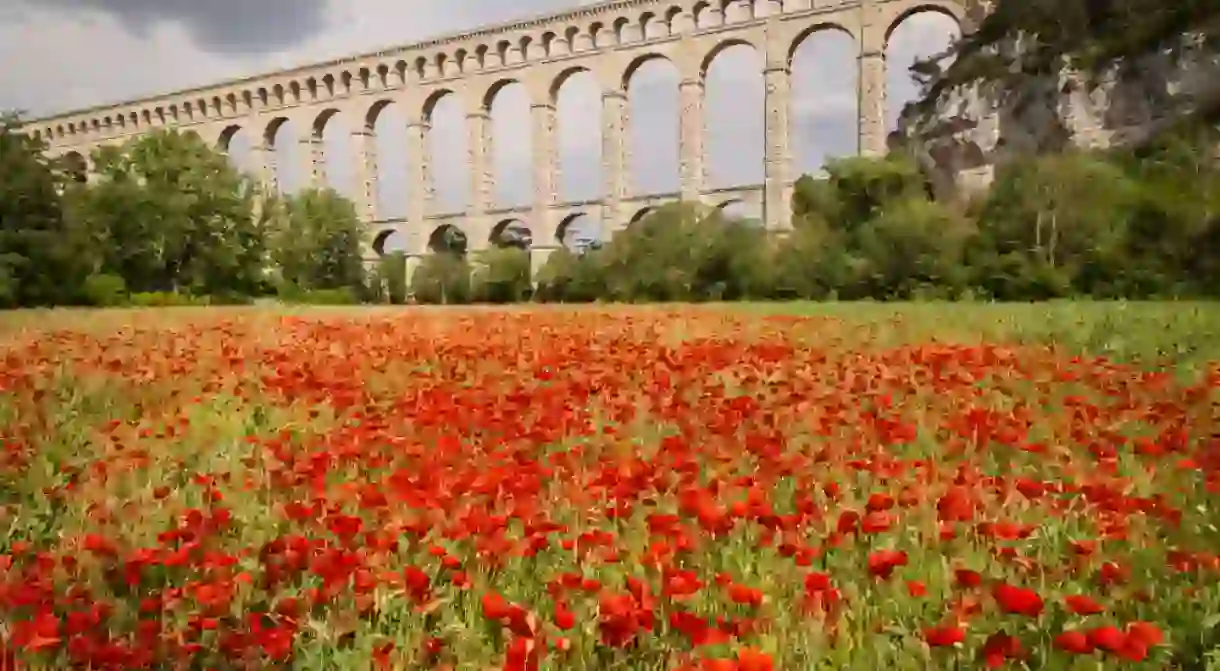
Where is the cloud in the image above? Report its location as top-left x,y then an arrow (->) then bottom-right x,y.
30,0 -> 333,54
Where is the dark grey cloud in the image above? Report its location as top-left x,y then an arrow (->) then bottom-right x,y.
33,0 -> 334,53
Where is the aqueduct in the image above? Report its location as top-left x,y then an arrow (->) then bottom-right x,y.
22,0 -> 978,272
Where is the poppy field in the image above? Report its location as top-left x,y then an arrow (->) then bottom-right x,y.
1,304 -> 1219,670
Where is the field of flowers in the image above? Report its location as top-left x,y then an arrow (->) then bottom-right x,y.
1,304 -> 1218,670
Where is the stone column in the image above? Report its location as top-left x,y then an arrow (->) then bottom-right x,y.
467,110 -> 492,251
246,144 -> 271,190
602,90 -> 628,230
300,137 -> 326,189
858,47 -> 888,157
679,78 -> 705,203
260,144 -> 280,193
352,130 -> 379,222
531,102 -> 558,247
407,121 -> 430,254
763,65 -> 792,230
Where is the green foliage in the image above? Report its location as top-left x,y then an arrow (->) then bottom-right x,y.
854,197 -> 977,299
82,273 -> 128,307
268,187 -> 367,293
71,129 -> 267,296
411,253 -> 472,305
127,292 -> 208,307
279,287 -> 362,305
534,248 -> 608,303
975,152 -> 1142,297
472,247 -> 532,304
588,203 -> 776,302
0,112 -> 91,307
376,252 -> 408,305
822,154 -> 929,232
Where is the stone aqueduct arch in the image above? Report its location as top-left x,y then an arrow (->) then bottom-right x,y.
24,0 -> 973,268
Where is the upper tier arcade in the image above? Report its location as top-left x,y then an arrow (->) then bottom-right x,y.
20,0 -> 976,257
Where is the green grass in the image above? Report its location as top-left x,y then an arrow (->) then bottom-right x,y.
4,300 -> 1218,373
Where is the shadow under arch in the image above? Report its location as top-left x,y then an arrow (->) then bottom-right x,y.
428,223 -> 468,255
629,206 -> 655,226
62,151 -> 88,183
217,124 -> 244,152
490,219 -> 533,249
371,228 -> 406,256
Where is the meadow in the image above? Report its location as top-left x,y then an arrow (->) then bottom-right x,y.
1,302 -> 1218,670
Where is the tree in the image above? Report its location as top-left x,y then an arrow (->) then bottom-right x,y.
974,152 -> 1142,297
74,129 -> 268,296
411,253 -> 472,304
269,187 -> 367,294
911,0 -> 1220,135
0,112 -> 90,307
472,247 -> 532,304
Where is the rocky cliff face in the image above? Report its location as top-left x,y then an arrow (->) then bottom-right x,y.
896,44 -> 1220,197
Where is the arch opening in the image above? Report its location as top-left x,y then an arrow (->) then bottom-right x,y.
629,206 -> 655,226
63,151 -> 88,184
558,212 -> 602,252
427,92 -> 470,213
429,224 -> 469,256
791,27 -> 859,175
369,100 -> 409,220
555,69 -> 602,202
490,219 -> 533,249
372,229 -> 407,256
626,57 -> 680,196
705,42 -> 764,189
317,109 -> 355,199
488,81 -> 532,208
717,198 -> 763,224
265,117 -> 305,193
886,10 -> 961,132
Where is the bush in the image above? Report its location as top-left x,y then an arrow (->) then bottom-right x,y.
411,253 -> 471,305
128,292 -> 206,307
472,248 -> 532,304
535,248 -> 607,303
854,197 -> 977,299
282,287 -> 361,305
379,252 -> 408,305
82,273 -> 128,307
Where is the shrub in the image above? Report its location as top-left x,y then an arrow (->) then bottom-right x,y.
128,292 -> 206,307
83,273 -> 128,307
535,247 -> 607,303
411,253 -> 471,305
379,252 -> 408,305
472,248 -> 532,304
854,197 -> 977,299
284,288 -> 361,305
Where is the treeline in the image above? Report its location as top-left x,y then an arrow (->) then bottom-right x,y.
3,112 -> 1219,308
419,123 -> 1220,304
0,115 -> 386,308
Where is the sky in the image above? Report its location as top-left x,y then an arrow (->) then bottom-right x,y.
0,0 -> 958,247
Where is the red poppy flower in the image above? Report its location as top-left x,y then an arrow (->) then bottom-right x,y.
993,583 -> 1043,617
925,625 -> 966,647
1064,595 -> 1104,615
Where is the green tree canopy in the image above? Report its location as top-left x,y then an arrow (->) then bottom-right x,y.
73,129 -> 268,296
0,112 -> 91,307
268,187 -> 367,293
